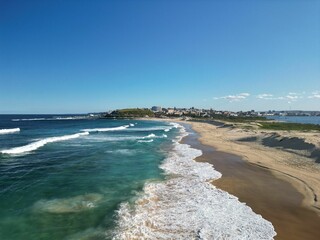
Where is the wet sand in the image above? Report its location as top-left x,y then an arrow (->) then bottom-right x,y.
183,126 -> 320,240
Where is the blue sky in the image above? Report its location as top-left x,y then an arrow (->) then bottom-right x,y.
1,0 -> 319,113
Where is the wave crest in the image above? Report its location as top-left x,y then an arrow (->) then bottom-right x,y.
0,128 -> 20,134
82,125 -> 129,132
1,132 -> 89,155
137,139 -> 154,143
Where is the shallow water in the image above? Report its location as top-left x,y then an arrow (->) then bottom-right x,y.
0,115 -> 175,240
0,115 -> 276,239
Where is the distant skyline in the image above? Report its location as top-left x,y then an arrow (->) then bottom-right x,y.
1,0 -> 319,114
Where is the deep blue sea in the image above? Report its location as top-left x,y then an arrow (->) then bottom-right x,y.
0,115 -> 276,239
266,115 -> 320,125
0,115 -> 177,240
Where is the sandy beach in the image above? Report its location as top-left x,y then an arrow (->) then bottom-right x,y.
182,120 -> 320,239
186,121 -> 320,209
141,117 -> 320,238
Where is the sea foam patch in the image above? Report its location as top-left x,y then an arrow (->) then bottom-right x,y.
0,128 -> 20,134
82,125 -> 130,132
125,126 -> 172,132
137,139 -> 154,143
0,132 -> 89,155
12,118 -> 46,121
12,116 -> 88,121
113,123 -> 276,239
86,133 -> 166,142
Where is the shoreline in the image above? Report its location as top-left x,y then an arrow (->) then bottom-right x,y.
143,118 -> 320,238
181,121 -> 320,239
185,120 -> 320,211
113,121 -> 276,239
142,118 -> 320,211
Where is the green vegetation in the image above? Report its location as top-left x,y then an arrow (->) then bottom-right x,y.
258,122 -> 320,131
211,115 -> 266,122
105,108 -> 155,118
191,115 -> 267,123
191,117 -> 320,131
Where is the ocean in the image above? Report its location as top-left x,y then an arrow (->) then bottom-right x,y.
0,115 -> 275,239
266,116 -> 320,125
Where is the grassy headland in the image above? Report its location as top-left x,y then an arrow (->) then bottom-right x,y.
104,108 -> 155,118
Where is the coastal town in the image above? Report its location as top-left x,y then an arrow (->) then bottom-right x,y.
103,106 -> 320,119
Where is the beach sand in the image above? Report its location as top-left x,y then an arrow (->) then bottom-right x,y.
182,121 -> 320,240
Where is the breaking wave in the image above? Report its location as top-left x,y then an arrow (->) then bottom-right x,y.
125,126 -> 172,132
12,116 -> 89,121
113,123 -> 276,239
86,133 -> 166,142
1,132 -> 89,155
12,118 -> 46,121
0,128 -> 20,134
137,139 -> 154,143
82,125 -> 130,132
140,134 -> 167,139
140,133 -> 156,139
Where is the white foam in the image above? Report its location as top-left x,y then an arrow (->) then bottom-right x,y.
54,116 -> 87,120
12,118 -> 46,121
86,132 -> 167,143
113,124 -> 276,239
86,136 -> 138,142
82,125 -> 129,132
12,116 -> 88,121
126,126 -> 172,132
0,128 -> 20,134
1,132 -> 89,155
169,122 -> 181,129
140,133 -> 156,139
137,139 -> 154,143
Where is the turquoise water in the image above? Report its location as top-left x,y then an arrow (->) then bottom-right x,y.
0,115 -> 177,240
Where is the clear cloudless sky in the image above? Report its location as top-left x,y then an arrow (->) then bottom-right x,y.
1,0 -> 319,113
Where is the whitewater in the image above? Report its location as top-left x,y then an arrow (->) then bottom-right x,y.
0,118 -> 276,239
113,123 -> 276,239
0,128 -> 20,134
0,124 -> 167,155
